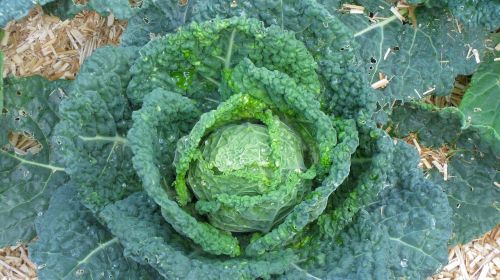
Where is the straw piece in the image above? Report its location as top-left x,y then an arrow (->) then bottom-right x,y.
432,225 -> 500,279
0,245 -> 37,279
0,6 -> 126,80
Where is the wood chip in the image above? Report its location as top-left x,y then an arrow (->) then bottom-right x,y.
472,49 -> 481,64
455,19 -> 462,34
390,6 -> 405,22
455,247 -> 471,280
0,245 -> 37,279
107,13 -> 115,27
0,6 -> 126,80
422,87 -> 436,96
340,4 -> 365,14
444,259 -> 460,271
432,225 -> 500,280
1,30 -> 10,46
371,78 -> 389,89
383,47 -> 391,60
477,264 -> 490,280
466,46 -> 474,59
443,162 -> 448,181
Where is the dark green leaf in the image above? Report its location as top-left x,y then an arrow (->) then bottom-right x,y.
320,0 -> 489,103
100,192 -> 298,279
43,0 -> 150,20
282,142 -> 452,279
31,185 -> 158,279
54,46 -> 141,213
390,103 -> 500,244
0,76 -> 70,247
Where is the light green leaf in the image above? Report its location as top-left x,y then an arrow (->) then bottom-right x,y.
127,17 -> 320,108
459,59 -> 500,138
127,89 -> 241,257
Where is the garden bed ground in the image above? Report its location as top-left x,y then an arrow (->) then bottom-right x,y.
1,6 -> 498,280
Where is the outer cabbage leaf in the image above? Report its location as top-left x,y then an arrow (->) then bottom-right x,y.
320,0 -> 489,103
43,0 -> 150,20
391,103 -> 500,244
0,51 -> 3,111
408,0 -> 500,30
100,191 -> 298,280
434,127 -> 499,244
281,141 -> 452,280
459,51 -> 500,138
0,76 -> 70,247
31,185 -> 158,279
54,46 -> 142,213
123,0 -> 376,119
318,126 -> 393,239
128,56 -> 359,258
391,103 -> 464,147
0,0 -> 56,28
120,1 -> 189,47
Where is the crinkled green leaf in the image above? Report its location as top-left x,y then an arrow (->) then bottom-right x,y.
120,0 -> 186,47
128,54 -> 358,258
408,0 -> 500,30
390,103 -> 499,244
320,0 -> 489,103
0,0 -> 56,28
31,185 -> 158,279
127,17 -> 321,108
128,89 -> 243,257
227,59 -> 358,256
318,126 -> 393,239
54,46 -> 141,213
100,191 -> 299,279
12,5 -> 461,279
123,0 -> 376,120
43,0 -> 150,20
0,76 -> 70,247
391,102 -> 464,147
281,141 -> 452,279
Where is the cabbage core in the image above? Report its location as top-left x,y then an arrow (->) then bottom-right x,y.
187,121 -> 312,232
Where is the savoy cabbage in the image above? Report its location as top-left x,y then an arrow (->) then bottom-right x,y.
0,1 -> 498,279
